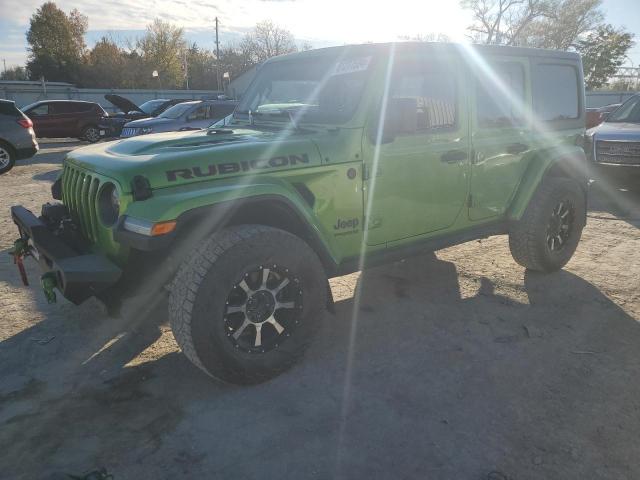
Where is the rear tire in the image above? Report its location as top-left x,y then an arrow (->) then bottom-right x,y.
169,225 -> 327,384
0,142 -> 16,174
509,177 -> 585,272
82,125 -> 101,143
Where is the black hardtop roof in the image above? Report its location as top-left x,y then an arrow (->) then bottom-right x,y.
267,41 -> 581,64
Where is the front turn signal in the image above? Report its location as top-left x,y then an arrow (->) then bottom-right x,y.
151,220 -> 177,236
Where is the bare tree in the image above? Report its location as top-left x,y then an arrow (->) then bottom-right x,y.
460,0 -> 552,45
460,0 -> 603,48
518,0 -> 604,49
240,20 -> 298,63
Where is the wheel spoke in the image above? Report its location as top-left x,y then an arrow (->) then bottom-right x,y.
275,301 -> 295,310
271,277 -> 290,296
261,268 -> 270,289
266,315 -> 285,334
233,318 -> 251,340
238,279 -> 253,295
556,235 -> 563,246
254,323 -> 262,347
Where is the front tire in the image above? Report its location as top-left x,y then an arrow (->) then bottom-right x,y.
509,177 -> 586,272
169,225 -> 327,384
82,125 -> 101,143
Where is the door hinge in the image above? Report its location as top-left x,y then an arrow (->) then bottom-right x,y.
363,164 -> 370,180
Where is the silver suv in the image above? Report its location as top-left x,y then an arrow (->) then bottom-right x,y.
0,100 -> 39,174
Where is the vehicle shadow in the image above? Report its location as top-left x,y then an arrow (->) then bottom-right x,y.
588,170 -> 640,228
1,253 -> 639,479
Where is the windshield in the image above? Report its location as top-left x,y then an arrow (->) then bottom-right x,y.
159,102 -> 198,119
606,96 -> 640,123
236,54 -> 373,125
139,99 -> 167,115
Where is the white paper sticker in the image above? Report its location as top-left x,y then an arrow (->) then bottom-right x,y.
331,56 -> 372,76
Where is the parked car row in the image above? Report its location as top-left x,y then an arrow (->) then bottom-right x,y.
2,87 -> 637,180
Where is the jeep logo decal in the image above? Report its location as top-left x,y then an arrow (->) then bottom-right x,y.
166,153 -> 309,182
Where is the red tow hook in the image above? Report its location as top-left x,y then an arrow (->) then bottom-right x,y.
9,238 -> 30,286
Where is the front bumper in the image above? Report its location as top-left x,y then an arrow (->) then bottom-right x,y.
11,205 -> 122,304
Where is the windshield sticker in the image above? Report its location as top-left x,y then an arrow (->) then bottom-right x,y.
331,56 -> 372,76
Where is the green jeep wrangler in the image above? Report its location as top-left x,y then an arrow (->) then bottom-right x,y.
11,42 -> 588,384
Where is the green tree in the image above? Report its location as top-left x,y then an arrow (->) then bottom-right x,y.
83,36 -> 127,88
185,44 -> 217,90
576,24 -> 635,89
1,66 -> 29,81
26,2 -> 88,83
137,19 -> 186,88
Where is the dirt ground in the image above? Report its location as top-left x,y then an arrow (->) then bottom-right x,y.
0,141 -> 639,480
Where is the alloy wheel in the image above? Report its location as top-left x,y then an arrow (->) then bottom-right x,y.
0,147 -> 11,169
224,265 -> 303,353
85,127 -> 100,143
546,200 -> 574,252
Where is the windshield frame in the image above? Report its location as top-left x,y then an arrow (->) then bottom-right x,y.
234,53 -> 376,127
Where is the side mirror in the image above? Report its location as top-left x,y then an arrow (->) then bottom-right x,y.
368,97 -> 417,145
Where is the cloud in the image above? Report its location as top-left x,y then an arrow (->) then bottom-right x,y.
0,0 -> 471,68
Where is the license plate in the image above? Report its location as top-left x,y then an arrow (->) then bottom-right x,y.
100,130 -> 106,136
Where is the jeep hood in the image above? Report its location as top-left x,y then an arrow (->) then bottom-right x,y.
65,128 -> 323,192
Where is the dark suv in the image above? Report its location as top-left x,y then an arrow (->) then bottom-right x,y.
21,100 -> 106,143
0,100 -> 38,174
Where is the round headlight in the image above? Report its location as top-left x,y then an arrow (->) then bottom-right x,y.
98,182 -> 120,226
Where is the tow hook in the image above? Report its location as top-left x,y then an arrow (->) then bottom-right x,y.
41,272 -> 58,304
8,238 -> 30,286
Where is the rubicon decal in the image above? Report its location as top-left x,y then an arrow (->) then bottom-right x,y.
166,153 -> 309,181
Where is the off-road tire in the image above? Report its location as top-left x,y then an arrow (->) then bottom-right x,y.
0,141 -> 16,174
509,177 -> 585,272
169,225 -> 327,384
82,125 -> 101,143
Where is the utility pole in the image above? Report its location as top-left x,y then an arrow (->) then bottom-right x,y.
2,59 -> 6,75
215,17 -> 221,92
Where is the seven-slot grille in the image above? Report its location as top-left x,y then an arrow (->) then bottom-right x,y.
596,140 -> 640,165
62,163 -> 102,242
120,127 -> 139,138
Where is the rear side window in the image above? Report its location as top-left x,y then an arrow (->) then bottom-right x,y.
61,102 -> 94,113
390,61 -> 457,131
0,102 -> 19,116
29,104 -> 49,115
476,62 -> 525,128
533,64 -> 579,121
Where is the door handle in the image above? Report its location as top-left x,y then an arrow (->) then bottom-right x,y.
440,149 -> 468,163
507,143 -> 529,154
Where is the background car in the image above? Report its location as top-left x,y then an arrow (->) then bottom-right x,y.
0,100 -> 39,174
586,103 -> 622,129
21,100 -> 106,143
585,94 -> 640,185
120,99 -> 237,138
99,95 -> 188,138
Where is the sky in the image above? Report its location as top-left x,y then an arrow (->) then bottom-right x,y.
1,0 -> 639,71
